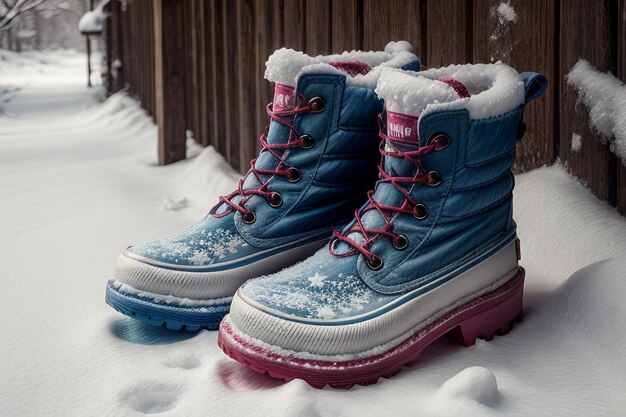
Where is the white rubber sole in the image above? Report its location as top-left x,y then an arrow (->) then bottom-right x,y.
113,238 -> 327,299
228,239 -> 519,356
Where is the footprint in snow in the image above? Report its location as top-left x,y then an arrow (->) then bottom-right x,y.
166,351 -> 202,370
121,381 -> 184,414
217,360 -> 285,391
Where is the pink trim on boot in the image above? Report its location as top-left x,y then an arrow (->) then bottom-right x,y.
330,62 -> 372,77
218,268 -> 525,389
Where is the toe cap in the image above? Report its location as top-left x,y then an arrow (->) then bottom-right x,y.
238,250 -> 394,322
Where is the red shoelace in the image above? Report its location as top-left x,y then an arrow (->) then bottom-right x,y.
211,95 -> 323,221
329,116 -> 449,269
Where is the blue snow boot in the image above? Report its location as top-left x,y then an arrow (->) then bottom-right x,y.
105,42 -> 420,331
218,64 -> 547,387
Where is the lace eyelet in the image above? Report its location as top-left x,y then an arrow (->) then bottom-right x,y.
329,237 -> 340,252
287,167 -> 302,183
308,97 -> 325,113
300,134 -> 315,149
413,203 -> 428,219
242,211 -> 256,224
392,234 -> 409,250
428,133 -> 451,151
426,170 -> 442,186
268,192 -> 282,208
366,255 -> 384,271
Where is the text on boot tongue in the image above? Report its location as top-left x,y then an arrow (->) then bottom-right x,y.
273,83 -> 295,111
386,111 -> 419,141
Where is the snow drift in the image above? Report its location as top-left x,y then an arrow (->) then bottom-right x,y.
1,50 -> 625,417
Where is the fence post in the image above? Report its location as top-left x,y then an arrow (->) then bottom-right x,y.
153,0 -> 187,165
559,0 -> 614,204
617,0 -> 626,215
473,0 -> 556,173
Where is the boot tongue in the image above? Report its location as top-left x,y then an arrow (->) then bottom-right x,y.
238,82 -> 295,196
246,49 -> 374,193
239,50 -> 309,195
380,74 -> 465,176
338,74 -> 467,252
272,83 -> 296,112
386,111 -> 419,142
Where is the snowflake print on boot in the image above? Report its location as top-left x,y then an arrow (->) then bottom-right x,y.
105,42 -> 420,331
218,64 -> 547,386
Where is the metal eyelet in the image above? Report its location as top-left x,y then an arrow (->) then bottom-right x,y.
300,134 -> 315,149
428,133 -> 451,151
392,234 -> 409,250
268,192 -> 282,208
366,255 -> 384,271
308,97 -> 325,112
427,170 -> 442,186
287,167 -> 302,183
242,211 -> 256,224
413,203 -> 428,219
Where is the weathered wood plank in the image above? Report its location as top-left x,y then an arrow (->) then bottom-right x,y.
194,0 -> 208,146
306,0 -> 331,55
473,0 -> 556,173
332,0 -> 361,53
272,0 -> 285,48
208,0 -> 223,153
617,0 -> 626,214
186,0 -> 199,144
148,0 -> 154,114
363,0 -> 421,56
427,0 -> 471,67
153,0 -> 187,165
190,0 -> 202,145
560,0 -> 613,202
223,0 -> 241,171
237,0 -> 257,171
283,0 -> 306,50
255,0 -> 284,153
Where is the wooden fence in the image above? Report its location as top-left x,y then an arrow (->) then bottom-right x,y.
104,0 -> 626,215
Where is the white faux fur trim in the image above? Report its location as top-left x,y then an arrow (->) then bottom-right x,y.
264,41 -> 417,89
375,72 -> 460,116
377,63 -> 525,120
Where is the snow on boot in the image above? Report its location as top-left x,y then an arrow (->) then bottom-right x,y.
105,42 -> 420,331
218,64 -> 547,387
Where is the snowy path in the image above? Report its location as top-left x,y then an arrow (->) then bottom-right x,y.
1,51 -> 625,417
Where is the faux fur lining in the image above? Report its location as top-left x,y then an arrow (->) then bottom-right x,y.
377,63 -> 525,120
375,72 -> 460,117
264,41 -> 418,89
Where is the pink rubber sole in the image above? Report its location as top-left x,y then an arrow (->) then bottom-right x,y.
218,268 -> 525,389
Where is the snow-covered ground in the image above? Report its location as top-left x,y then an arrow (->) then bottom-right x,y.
1,51 -> 625,417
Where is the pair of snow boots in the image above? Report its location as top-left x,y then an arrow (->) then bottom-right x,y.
106,41 -> 547,388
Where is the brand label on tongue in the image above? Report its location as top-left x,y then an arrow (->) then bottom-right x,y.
386,111 -> 419,141
273,83 -> 295,111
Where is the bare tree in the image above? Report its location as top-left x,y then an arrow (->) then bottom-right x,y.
0,0 -> 48,33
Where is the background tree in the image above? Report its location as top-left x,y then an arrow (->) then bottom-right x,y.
0,0 -> 47,33
0,0 -> 88,51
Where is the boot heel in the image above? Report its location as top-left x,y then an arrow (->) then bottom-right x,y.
447,269 -> 524,347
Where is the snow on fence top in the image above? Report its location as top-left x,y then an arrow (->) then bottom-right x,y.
78,0 -> 110,35
496,2 -> 518,23
567,59 -> 626,164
